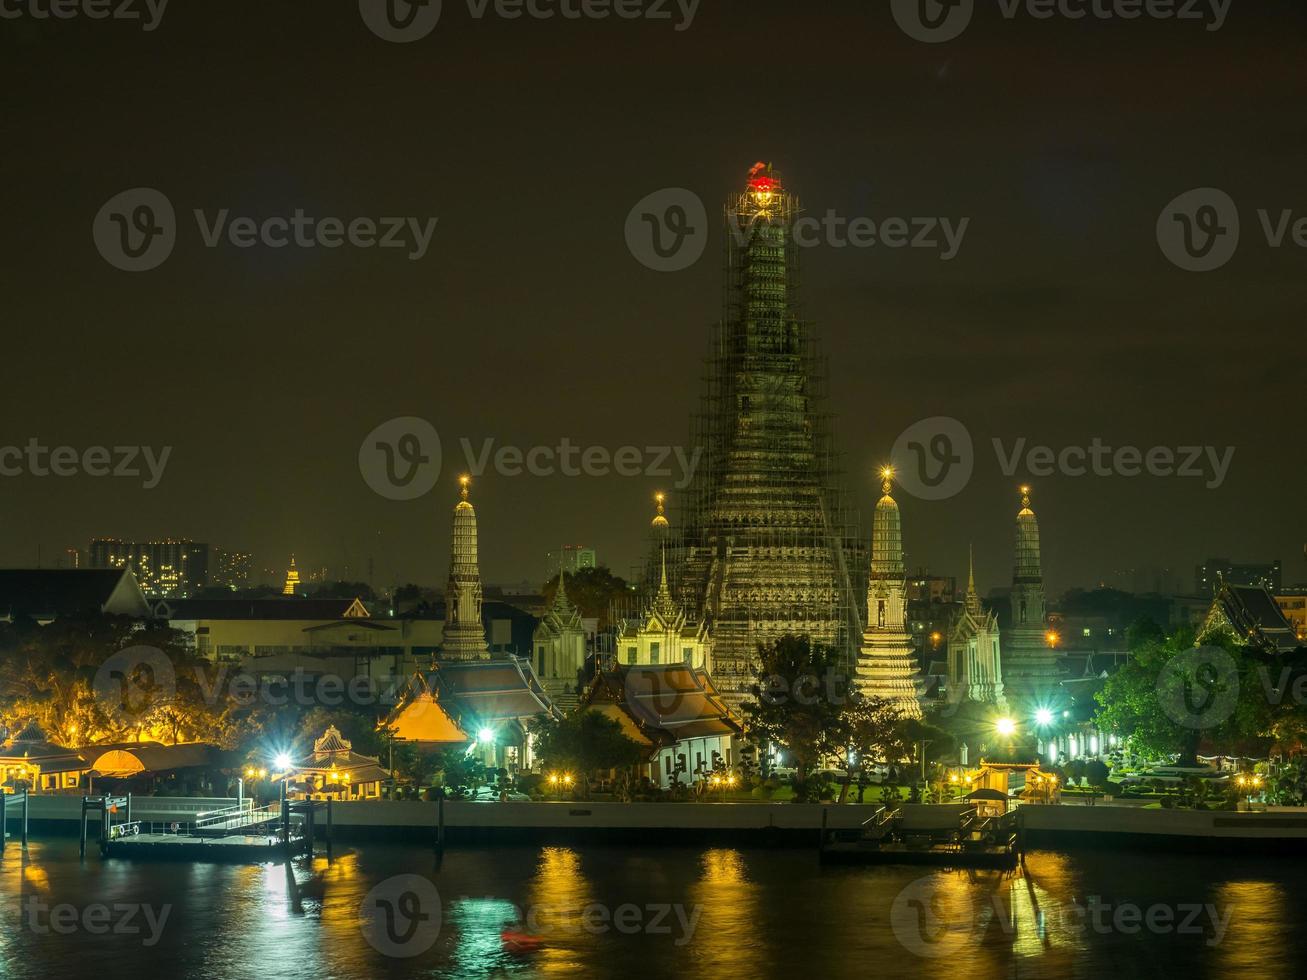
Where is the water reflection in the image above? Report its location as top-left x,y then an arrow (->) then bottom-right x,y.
683,849 -> 760,979
0,841 -> 1303,980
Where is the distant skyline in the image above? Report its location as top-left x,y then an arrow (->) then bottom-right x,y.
3,2 -> 1305,596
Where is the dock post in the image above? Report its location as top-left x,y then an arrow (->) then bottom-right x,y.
125,793 -> 132,827
306,803 -> 315,854
21,791 -> 28,849
820,807 -> 828,852
79,798 -> 88,859
281,799 -> 290,851
1,791 -> 6,854
326,798 -> 333,860
436,791 -> 445,853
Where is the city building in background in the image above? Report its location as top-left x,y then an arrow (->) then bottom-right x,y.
1274,590 -> 1307,643
546,544 -> 597,577
88,538 -> 209,598
1195,557 -> 1282,595
213,549 -> 253,591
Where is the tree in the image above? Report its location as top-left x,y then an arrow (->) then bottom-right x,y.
529,710 -> 646,796
740,634 -> 848,801
834,694 -> 907,803
541,567 -> 629,630
1094,627 -> 1246,765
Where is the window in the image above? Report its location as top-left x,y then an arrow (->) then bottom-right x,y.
626,647 -> 636,664
683,647 -> 693,663
877,599 -> 886,628
650,641 -> 660,664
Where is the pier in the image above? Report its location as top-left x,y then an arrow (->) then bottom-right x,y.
819,803 -> 1023,869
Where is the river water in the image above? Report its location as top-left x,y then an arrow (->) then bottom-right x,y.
0,839 -> 1300,978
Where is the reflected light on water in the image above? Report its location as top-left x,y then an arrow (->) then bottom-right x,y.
685,849 -> 760,979
1210,879 -> 1288,977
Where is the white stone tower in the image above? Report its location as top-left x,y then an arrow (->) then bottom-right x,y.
1001,485 -> 1061,704
441,475 -> 490,661
854,468 -> 923,717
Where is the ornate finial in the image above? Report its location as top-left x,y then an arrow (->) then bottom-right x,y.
880,465 -> 894,497
651,491 -> 669,528
459,474 -> 470,502
1020,485 -> 1031,510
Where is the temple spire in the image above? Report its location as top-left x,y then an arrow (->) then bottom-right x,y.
965,545 -> 981,614
442,475 -> 489,661
651,492 -> 669,529
283,555 -> 300,596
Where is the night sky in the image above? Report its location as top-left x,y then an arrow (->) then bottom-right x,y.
2,0 -> 1304,595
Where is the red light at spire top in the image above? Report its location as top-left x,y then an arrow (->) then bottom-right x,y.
746,160 -> 781,195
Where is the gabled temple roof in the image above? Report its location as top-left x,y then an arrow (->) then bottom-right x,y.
159,597 -> 372,620
0,569 -> 151,621
1201,584 -> 1300,654
582,663 -> 743,748
387,656 -> 559,744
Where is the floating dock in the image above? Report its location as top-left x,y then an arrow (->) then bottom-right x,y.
819,804 -> 1022,869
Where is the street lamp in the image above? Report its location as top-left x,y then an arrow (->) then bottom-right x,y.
995,717 -> 1017,738
1035,708 -> 1054,727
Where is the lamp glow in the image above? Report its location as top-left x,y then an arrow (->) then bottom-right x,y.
478,728 -> 494,744
995,717 -> 1017,737
1035,708 -> 1054,726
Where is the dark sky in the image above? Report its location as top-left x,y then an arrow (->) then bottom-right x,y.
2,0 -> 1304,596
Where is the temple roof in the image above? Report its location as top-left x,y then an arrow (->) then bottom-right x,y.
583,663 -> 743,747
388,657 -> 559,743
1201,583 -> 1300,654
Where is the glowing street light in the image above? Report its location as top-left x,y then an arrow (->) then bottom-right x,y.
995,717 -> 1017,738
274,753 -> 293,772
1035,708 -> 1055,727
478,728 -> 495,744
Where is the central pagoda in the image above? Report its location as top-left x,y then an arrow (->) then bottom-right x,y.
675,163 -> 864,705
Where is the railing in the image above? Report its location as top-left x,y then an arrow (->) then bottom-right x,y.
195,803 -> 281,834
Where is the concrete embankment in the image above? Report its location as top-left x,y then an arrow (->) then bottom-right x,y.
12,796 -> 1307,851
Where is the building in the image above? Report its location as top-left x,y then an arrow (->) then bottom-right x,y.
613,545 -> 712,672
673,163 -> 865,704
213,549 -> 253,591
280,725 -> 387,800
947,551 -> 1007,707
88,538 -> 209,598
531,569 -> 588,710
546,545 -> 597,577
386,658 -> 559,770
1198,582 -> 1300,654
1000,487 -> 1062,707
0,568 -> 152,623
282,556 -> 301,595
1196,557 -> 1282,596
1274,591 -> 1307,643
442,476 -> 490,661
853,469 -> 923,718
0,721 -> 88,793
581,663 -> 743,789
